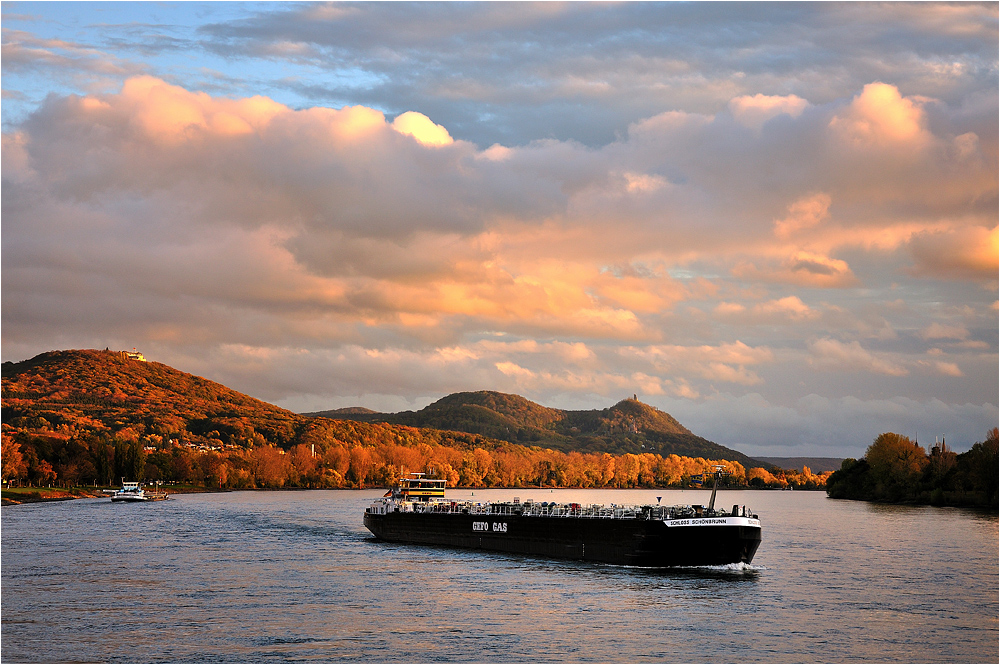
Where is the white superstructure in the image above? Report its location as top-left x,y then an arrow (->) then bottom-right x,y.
110,481 -> 146,502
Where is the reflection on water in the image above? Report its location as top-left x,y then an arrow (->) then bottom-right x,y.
2,489 -> 996,663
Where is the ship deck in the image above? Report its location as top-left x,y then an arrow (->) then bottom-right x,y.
369,498 -> 757,521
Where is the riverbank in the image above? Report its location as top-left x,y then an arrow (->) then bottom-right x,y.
2,487 -> 104,505
1,484 -> 215,506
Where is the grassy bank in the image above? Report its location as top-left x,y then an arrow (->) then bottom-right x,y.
2,486 -> 107,505
1,483 -> 215,506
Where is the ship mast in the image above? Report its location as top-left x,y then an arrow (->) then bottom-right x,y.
708,465 -> 725,511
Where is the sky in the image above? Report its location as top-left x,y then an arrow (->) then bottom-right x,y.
2,2 -> 997,457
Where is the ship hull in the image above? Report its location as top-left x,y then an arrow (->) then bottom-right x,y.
111,494 -> 146,502
364,511 -> 760,567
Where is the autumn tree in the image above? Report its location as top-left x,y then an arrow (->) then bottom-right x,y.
459,448 -> 493,486
171,448 -> 198,483
747,466 -> 784,488
865,432 -> 927,501
288,444 -> 320,486
250,445 -> 290,488
203,451 -> 231,488
826,430 -> 998,507
599,453 -> 615,486
1,434 -> 27,483
613,453 -> 640,488
321,445 -> 350,486
347,446 -> 373,487
31,458 -> 57,486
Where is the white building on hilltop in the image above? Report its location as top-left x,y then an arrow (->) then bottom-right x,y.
122,348 -> 147,362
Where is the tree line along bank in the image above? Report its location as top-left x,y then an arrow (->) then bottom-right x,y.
2,419 -> 830,491
826,429 -> 998,509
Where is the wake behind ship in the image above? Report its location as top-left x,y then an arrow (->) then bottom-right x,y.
364,473 -> 761,567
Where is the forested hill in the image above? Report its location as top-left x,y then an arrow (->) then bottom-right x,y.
756,457 -> 845,474
4,351 -> 763,470
307,390 -> 765,469
2,349 -> 814,492
1,349 -> 561,487
1,350 -> 513,455
2,349 -> 305,447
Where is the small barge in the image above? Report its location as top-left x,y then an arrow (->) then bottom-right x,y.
364,471 -> 760,567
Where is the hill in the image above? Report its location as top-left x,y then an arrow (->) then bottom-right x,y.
3,350 -> 802,492
1,350 -> 510,455
2,349 -> 305,447
756,457 -> 845,473
0,350 -> 549,488
307,390 -> 765,469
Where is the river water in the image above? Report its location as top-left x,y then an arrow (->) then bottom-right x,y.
2,489 -> 996,663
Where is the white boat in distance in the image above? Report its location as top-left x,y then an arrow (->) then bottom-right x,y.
108,481 -> 168,502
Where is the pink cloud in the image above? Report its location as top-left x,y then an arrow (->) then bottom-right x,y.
828,82 -> 931,149
732,251 -> 859,288
935,362 -> 964,377
908,226 -> 999,280
774,193 -> 832,239
808,338 -> 908,376
729,93 -> 809,131
2,76 -> 994,426
920,322 -> 970,341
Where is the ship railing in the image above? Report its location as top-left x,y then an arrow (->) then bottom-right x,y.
380,498 -> 723,520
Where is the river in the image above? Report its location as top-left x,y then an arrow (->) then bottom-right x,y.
2,489 -> 996,663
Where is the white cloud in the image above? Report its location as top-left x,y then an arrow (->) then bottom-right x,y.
391,111 -> 454,146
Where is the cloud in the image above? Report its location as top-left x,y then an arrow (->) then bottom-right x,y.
828,82 -> 931,149
730,93 -> 809,131
934,361 -> 964,377
663,392 -> 997,456
920,322 -> 970,341
714,296 -> 819,324
0,29 -> 139,77
2,67 -> 995,457
391,111 -> 454,146
621,341 -> 774,389
178,3 -> 999,149
733,251 -> 859,288
116,75 -> 291,141
808,338 -> 908,376
774,193 -> 832,239
908,226 -> 999,280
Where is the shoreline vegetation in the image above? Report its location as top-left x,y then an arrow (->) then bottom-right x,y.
826,429 -> 998,510
1,430 -> 831,502
0,482 -> 218,506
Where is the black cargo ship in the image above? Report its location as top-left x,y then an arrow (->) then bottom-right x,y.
364,472 -> 761,567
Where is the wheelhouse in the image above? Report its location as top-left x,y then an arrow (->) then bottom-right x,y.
398,473 -> 446,502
